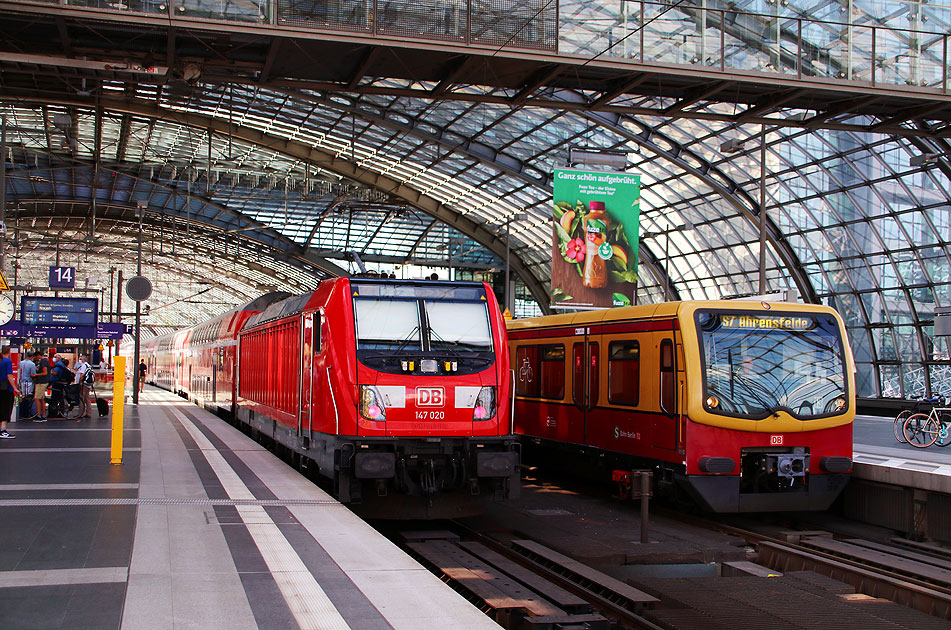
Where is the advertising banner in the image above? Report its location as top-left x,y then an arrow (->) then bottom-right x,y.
551,168 -> 641,309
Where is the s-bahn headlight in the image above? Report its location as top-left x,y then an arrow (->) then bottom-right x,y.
705,395 -> 720,409
359,386 -> 386,422
473,386 -> 496,421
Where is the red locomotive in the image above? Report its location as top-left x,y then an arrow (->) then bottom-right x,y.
144,278 -> 520,518
508,301 -> 855,512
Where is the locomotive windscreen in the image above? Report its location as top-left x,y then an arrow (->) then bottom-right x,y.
352,281 -> 495,373
353,298 -> 493,352
696,310 -> 849,420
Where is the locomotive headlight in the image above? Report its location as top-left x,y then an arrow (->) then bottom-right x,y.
359,386 -> 386,422
473,386 -> 496,421
705,395 -> 720,409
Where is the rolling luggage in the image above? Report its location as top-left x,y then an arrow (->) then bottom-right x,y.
96,397 -> 108,417
18,394 -> 37,420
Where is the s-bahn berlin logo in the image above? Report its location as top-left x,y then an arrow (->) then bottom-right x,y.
416,387 -> 445,407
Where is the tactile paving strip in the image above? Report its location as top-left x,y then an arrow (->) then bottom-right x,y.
0,498 -> 343,506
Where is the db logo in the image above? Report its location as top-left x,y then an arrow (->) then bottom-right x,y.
416,387 -> 445,407
770,435 -> 783,446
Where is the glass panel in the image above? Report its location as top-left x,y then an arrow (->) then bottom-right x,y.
424,301 -> 493,351
880,364 -> 902,397
929,364 -> 951,398
353,299 -> 421,350
608,340 -> 639,406
854,362 -> 878,398
540,344 -> 565,399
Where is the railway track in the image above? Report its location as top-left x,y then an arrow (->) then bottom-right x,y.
393,511 -> 951,630
673,511 -> 951,621
400,527 -> 664,630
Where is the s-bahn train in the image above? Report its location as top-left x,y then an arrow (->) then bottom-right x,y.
144,278 -> 520,518
507,300 -> 855,512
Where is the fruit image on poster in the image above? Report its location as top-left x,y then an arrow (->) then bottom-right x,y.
551,169 -> 641,309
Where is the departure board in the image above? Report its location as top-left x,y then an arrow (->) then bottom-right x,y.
20,297 -> 98,327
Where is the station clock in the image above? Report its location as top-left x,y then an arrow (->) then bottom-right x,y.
0,293 -> 14,327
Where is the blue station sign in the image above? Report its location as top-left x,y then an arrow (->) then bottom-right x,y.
0,322 -> 126,340
21,296 -> 98,327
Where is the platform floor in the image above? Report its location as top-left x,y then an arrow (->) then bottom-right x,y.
0,388 -> 501,630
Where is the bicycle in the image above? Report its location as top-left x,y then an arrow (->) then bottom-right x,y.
901,404 -> 951,448
893,397 -> 943,444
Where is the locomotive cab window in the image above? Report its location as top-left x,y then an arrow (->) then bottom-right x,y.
353,282 -> 496,375
608,340 -> 640,406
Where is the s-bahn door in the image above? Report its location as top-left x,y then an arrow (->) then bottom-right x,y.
299,313 -> 315,436
572,337 -> 599,444
658,336 -> 679,451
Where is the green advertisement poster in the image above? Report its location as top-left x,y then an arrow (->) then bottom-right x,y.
551,169 -> 641,309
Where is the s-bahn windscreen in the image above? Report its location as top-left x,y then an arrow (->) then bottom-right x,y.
696,310 -> 849,420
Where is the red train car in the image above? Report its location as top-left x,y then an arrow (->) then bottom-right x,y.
146,278 -> 520,518
508,301 -> 855,513
144,293 -> 289,410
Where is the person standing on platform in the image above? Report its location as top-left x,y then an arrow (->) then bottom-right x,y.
138,359 -> 147,393
18,352 -> 37,421
33,350 -> 50,420
48,355 -> 71,417
0,346 -> 20,438
74,354 -> 92,419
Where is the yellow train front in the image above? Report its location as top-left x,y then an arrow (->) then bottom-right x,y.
508,301 -> 855,512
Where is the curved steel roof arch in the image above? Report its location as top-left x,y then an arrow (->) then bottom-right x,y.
5,92 -> 553,308
2,154 -> 350,279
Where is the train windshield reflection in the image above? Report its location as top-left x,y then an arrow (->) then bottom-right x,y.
354,298 -> 493,353
424,301 -> 493,352
354,299 -> 422,351
697,310 -> 848,419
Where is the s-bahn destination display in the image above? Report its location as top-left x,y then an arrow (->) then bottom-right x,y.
21,296 -> 98,327
551,168 -> 641,310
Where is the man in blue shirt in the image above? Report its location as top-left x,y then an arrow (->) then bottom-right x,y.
0,346 -> 20,438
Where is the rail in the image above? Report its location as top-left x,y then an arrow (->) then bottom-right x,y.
20,0 -> 951,94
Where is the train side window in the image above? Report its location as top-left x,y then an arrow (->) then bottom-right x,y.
608,340 -> 639,406
315,313 -> 322,354
588,342 -> 599,408
572,343 -> 584,407
540,344 -> 565,399
660,339 -> 674,415
515,345 -> 540,397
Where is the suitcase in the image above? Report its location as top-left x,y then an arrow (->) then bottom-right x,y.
96,396 -> 109,417
18,395 -> 37,420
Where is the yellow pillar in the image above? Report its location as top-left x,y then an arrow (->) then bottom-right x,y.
111,356 -> 126,465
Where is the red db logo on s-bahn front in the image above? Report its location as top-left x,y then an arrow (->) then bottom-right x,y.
416,387 -> 445,407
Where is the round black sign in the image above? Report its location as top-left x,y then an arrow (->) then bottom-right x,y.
126,275 -> 153,301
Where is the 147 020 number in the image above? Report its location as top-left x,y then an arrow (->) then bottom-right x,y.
416,411 -> 445,420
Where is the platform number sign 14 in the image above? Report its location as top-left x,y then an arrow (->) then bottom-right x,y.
49,266 -> 76,289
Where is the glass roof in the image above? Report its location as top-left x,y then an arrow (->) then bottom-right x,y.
1,0 -> 950,398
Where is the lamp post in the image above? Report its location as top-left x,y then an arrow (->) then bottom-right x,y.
504,212 -> 527,315
641,231 -> 669,302
132,201 -> 144,405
